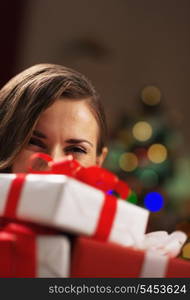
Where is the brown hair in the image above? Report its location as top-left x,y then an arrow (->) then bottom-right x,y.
0,63 -> 107,171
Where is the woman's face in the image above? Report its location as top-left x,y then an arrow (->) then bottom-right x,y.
12,99 -> 108,172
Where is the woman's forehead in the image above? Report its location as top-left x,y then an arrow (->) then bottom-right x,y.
35,99 -> 99,142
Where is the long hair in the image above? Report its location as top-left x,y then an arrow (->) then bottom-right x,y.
0,64 -> 107,171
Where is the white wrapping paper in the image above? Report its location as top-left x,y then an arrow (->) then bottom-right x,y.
37,235 -> 70,277
140,250 -> 169,277
0,174 -> 149,247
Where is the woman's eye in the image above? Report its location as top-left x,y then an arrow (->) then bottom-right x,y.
66,147 -> 86,154
28,138 -> 47,150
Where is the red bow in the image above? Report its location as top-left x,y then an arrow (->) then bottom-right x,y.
28,153 -> 131,200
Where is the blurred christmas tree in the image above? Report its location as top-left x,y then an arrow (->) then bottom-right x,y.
104,85 -> 190,232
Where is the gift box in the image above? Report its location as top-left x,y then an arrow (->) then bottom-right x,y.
70,237 -> 190,277
0,173 -> 149,247
0,231 -> 16,277
0,223 -> 70,277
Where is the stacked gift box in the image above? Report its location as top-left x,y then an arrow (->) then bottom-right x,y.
0,156 -> 190,277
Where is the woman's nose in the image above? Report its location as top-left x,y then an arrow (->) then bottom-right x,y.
50,145 -> 66,162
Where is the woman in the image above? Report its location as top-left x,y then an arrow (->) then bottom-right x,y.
0,64 -> 187,257
0,64 -> 108,172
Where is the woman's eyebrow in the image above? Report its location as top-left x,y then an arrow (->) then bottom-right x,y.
65,139 -> 93,147
33,131 -> 93,147
33,130 -> 47,139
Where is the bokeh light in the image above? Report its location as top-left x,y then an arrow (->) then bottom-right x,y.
147,143 -> 167,163
141,86 -> 161,106
144,192 -> 164,212
119,152 -> 138,172
132,121 -> 152,142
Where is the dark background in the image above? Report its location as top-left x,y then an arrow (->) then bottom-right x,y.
1,0 -> 190,151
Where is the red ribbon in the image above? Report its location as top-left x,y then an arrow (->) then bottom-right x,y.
0,223 -> 36,277
3,174 -> 26,219
92,194 -> 117,241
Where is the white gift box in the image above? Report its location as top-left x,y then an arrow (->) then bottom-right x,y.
0,174 -> 149,247
37,235 -> 70,277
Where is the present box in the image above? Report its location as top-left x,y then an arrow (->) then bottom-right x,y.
70,237 -> 190,277
0,173 -> 149,247
0,223 -> 70,277
0,231 -> 15,277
